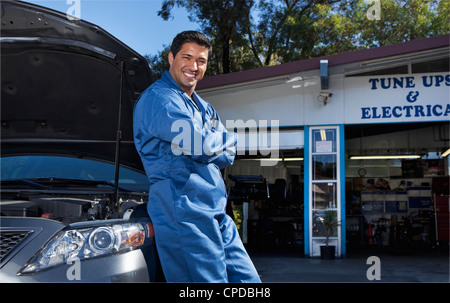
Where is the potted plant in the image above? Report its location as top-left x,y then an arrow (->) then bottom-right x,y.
319,210 -> 340,259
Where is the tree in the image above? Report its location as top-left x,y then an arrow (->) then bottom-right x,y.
251,0 -> 449,61
258,1 -> 353,62
158,0 -> 255,74
251,0 -> 341,65
144,46 -> 170,80
147,0 -> 449,76
340,0 -> 449,48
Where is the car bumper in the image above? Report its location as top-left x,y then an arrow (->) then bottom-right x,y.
0,247 -> 159,282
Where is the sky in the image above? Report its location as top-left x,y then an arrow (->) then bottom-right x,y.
23,0 -> 199,56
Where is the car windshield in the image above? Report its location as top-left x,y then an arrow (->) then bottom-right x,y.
0,155 -> 150,192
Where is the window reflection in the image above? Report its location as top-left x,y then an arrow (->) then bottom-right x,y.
313,155 -> 336,180
312,183 -> 336,209
312,210 -> 338,237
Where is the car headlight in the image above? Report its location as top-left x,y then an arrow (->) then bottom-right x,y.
19,220 -> 154,274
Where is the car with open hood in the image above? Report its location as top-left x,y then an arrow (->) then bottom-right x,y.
0,0 -> 164,282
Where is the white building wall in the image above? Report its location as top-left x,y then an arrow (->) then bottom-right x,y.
199,79 -> 304,127
302,74 -> 345,125
199,72 -> 449,128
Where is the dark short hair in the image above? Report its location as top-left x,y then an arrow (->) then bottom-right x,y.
170,31 -> 212,59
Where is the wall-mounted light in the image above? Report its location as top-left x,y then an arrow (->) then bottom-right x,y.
349,155 -> 421,160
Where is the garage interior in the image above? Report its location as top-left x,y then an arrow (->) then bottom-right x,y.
224,121 -> 449,255
225,147 -> 305,252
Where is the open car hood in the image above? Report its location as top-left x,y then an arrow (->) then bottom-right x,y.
1,0 -> 153,171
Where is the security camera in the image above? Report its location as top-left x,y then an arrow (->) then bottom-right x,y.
317,91 -> 333,105
320,91 -> 332,98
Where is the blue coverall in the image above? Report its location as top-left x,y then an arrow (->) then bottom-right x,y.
133,71 -> 261,282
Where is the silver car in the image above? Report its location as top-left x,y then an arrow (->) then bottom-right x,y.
0,0 -> 164,282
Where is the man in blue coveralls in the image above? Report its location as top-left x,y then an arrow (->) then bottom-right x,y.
133,31 -> 261,282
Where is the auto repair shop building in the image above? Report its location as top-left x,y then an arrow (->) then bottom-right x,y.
196,34 -> 450,258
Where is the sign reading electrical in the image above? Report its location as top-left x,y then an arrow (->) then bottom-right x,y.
344,73 -> 450,124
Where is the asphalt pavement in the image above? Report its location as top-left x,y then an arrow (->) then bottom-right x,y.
249,246 -> 449,283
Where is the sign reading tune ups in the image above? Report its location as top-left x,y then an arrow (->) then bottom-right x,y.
344,73 -> 450,124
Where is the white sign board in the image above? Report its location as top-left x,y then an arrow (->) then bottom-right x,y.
344,73 -> 450,124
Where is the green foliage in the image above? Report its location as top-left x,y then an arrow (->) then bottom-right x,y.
156,0 -> 255,75
343,0 -> 450,48
232,204 -> 244,240
144,46 -> 170,80
321,210 -> 340,246
145,0 -> 449,75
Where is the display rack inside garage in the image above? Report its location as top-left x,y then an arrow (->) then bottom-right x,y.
362,187 -> 432,213
359,187 -> 434,248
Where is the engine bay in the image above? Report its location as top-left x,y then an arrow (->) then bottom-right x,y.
0,192 -> 149,224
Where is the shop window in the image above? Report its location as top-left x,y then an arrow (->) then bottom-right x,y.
313,210 -> 338,238
346,159 -> 402,178
308,126 -> 342,257
346,56 -> 449,77
346,65 -> 408,77
412,57 -> 449,73
311,128 -> 336,152
313,155 -> 337,180
312,183 -> 337,210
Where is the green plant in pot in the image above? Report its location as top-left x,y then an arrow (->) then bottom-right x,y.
320,210 -> 340,259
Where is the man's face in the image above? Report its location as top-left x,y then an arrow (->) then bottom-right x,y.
168,42 -> 209,96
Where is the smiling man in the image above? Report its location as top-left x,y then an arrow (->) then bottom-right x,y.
133,31 -> 261,282
168,38 -> 208,97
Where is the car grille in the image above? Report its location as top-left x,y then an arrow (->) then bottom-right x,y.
0,231 -> 30,263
